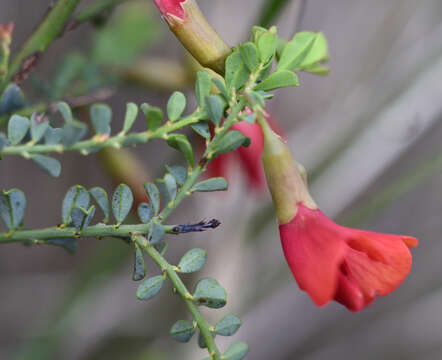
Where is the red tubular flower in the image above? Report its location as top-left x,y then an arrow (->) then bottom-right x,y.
260,117 -> 418,312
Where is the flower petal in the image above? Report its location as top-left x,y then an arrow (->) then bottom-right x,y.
279,205 -> 347,306
343,230 -> 415,301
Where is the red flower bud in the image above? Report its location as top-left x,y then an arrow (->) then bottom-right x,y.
260,117 -> 418,311
153,0 -> 185,19
152,0 -> 230,74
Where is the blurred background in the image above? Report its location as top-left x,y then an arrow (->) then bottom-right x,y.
1,0 -> 442,359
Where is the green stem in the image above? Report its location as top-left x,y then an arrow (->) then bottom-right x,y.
135,235 -> 222,360
1,0 -> 83,92
0,222 -> 178,244
1,112 -> 202,157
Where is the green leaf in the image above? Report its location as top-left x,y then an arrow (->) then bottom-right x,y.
224,341 -> 249,360
167,134 -> 194,168
178,248 -> 207,273
164,173 -> 177,203
225,52 -> 251,92
215,314 -> 241,336
0,189 -> 26,230
44,126 -> 63,145
167,91 -> 186,122
112,184 -> 134,225
62,119 -> 87,147
278,32 -> 328,72
195,71 -> 212,107
144,182 -> 160,214
165,165 -> 187,186
133,243 -> 146,281
141,104 -> 163,131
57,102 -> 73,122
255,70 -> 299,91
239,42 -> 260,72
71,205 -> 95,230
170,320 -> 196,343
62,186 -> 90,225
90,104 -> 112,135
205,95 -> 225,126
149,220 -> 165,245
31,155 -> 61,177
46,238 -> 78,254
136,275 -> 165,301
8,115 -> 29,145
257,31 -> 278,64
137,202 -> 154,224
213,130 -> 249,155
191,121 -> 210,139
299,32 -> 328,68
89,187 -> 110,223
30,113 -> 49,143
212,78 -> 229,100
193,278 -> 227,309
123,102 -> 138,133
193,178 -> 228,192
0,84 -> 25,115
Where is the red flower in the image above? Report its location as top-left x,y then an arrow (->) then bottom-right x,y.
260,117 -> 418,311
153,0 -> 186,19
280,204 -> 418,311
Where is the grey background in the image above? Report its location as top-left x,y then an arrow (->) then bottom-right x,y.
1,1 -> 442,359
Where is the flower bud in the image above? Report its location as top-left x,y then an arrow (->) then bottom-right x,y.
153,0 -> 231,74
260,118 -> 316,224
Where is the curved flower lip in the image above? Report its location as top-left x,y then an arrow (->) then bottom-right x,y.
279,203 -> 418,312
153,0 -> 186,19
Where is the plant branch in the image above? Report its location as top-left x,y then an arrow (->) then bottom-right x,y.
0,111 -> 203,157
134,234 -> 223,360
0,0 -> 83,92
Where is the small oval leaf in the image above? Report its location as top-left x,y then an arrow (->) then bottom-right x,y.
89,187 -> 110,222
224,341 -> 249,360
31,155 -> 61,177
193,178 -> 228,192
215,314 -> 242,336
137,202 -> 154,223
178,248 -> 207,274
123,102 -> 138,133
193,278 -> 227,309
167,91 -> 186,122
112,184 -> 134,224
170,320 -> 196,343
136,275 -> 165,301
133,243 -> 146,281
144,182 -> 160,214
8,115 -> 29,145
